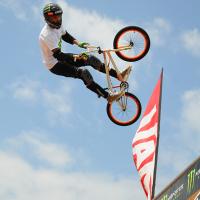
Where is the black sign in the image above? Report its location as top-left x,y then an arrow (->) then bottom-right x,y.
155,157 -> 200,200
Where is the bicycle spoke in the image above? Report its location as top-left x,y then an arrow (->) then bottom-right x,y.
120,31 -> 146,57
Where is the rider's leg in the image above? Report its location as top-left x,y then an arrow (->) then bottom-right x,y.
50,62 -> 123,102
77,68 -> 109,98
77,68 -> 125,103
50,62 -> 109,98
82,55 -> 118,78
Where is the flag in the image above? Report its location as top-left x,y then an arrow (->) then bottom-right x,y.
132,69 -> 163,200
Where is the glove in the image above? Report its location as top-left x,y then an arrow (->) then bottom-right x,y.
80,52 -> 89,60
73,52 -> 89,62
78,42 -> 89,49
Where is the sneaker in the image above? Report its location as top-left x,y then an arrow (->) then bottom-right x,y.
107,90 -> 125,103
118,66 -> 131,81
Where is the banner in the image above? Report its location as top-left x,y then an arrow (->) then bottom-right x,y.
155,156 -> 200,200
132,70 -> 163,200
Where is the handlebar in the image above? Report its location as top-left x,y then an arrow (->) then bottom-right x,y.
86,45 -> 132,53
85,45 -> 103,54
73,44 -> 132,61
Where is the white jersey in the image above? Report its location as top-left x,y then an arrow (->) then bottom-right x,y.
39,24 -> 65,69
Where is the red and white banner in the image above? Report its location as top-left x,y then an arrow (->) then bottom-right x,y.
132,70 -> 163,200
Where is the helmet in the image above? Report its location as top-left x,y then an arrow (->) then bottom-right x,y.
43,3 -> 63,29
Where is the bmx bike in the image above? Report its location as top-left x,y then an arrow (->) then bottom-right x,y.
75,26 -> 150,126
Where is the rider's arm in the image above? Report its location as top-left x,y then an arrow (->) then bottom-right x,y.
61,31 -> 76,44
61,31 -> 83,47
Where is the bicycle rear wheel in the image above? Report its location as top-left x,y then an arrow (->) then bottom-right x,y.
106,92 -> 142,126
113,26 -> 150,62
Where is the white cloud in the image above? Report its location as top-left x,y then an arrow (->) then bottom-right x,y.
156,88 -> 200,187
58,0 -> 125,48
11,79 -> 40,102
10,78 -> 73,123
0,0 -> 28,21
181,89 -> 200,132
145,17 -> 171,46
156,89 -> 200,179
0,133 -> 144,200
41,80 -> 73,124
0,0 -> 43,22
0,151 -> 144,200
179,89 -> 200,152
7,131 -> 74,167
181,28 -> 200,57
152,88 -> 200,195
42,88 -> 71,114
32,4 -> 42,20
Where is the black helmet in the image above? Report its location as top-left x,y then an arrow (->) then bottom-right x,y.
43,3 -> 63,29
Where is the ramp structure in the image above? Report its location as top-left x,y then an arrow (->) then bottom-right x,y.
154,156 -> 200,200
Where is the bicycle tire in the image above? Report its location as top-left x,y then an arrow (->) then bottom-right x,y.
113,26 -> 150,62
106,92 -> 142,126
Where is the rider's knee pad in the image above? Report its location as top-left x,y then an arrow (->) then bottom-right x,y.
79,69 -> 93,86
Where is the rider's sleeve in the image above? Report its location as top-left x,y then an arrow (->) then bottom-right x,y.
53,48 -> 73,61
62,31 -> 76,44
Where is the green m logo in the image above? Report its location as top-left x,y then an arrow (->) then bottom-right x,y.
160,194 -> 168,200
187,169 -> 196,193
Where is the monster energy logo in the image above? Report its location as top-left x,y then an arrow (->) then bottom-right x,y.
187,169 -> 196,193
160,194 -> 168,200
43,5 -> 51,13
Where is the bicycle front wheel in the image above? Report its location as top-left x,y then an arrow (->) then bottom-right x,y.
113,26 -> 150,62
106,92 -> 142,126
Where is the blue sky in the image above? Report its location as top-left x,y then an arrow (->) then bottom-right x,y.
1,0 -> 200,199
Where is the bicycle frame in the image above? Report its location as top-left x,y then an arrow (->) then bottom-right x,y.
79,45 -> 133,94
102,47 -> 131,93
88,45 -> 133,112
